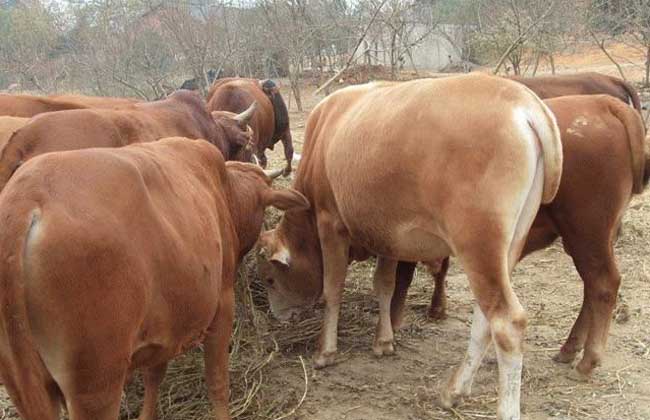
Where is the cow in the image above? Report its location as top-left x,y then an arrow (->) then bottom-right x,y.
508,72 -> 643,114
0,90 -> 257,191
0,137 -> 309,420
0,93 -> 138,117
256,73 -> 563,420
207,78 -> 294,175
391,94 -> 648,381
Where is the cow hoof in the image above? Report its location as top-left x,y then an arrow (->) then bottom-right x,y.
553,350 -> 577,364
567,368 -> 591,382
439,388 -> 462,409
428,307 -> 447,321
372,339 -> 395,357
313,351 -> 336,369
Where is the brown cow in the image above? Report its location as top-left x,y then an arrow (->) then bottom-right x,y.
392,94 -> 648,381
256,74 -> 563,420
0,137 -> 309,420
508,72 -> 642,114
207,78 -> 294,175
0,93 -> 138,117
0,90 -> 256,191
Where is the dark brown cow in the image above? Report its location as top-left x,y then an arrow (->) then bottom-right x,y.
392,94 -> 648,380
0,93 -> 138,117
0,90 -> 256,191
508,72 -> 642,114
257,74 -> 563,419
0,137 -> 309,420
207,78 -> 294,175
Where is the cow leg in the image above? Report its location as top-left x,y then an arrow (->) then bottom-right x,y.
314,216 -> 350,368
138,363 -> 168,420
442,264 -> 527,420
204,286 -> 235,420
563,242 -> 620,379
64,372 -> 126,420
373,257 -> 398,356
440,302 -> 491,406
257,151 -> 268,169
281,130 -> 294,176
390,261 -> 416,330
428,257 -> 450,320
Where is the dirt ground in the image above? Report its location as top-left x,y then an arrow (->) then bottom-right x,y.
1,45 -> 650,420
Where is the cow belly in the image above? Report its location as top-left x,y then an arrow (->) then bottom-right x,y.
348,220 -> 452,262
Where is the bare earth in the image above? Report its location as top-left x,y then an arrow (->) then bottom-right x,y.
1,46 -> 649,420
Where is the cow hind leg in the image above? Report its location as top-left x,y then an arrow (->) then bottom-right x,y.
566,244 -> 620,379
390,261 -> 416,331
138,362 -> 168,420
373,257 -> 398,356
428,257 -> 450,320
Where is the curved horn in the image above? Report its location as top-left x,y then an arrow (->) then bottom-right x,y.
234,101 -> 257,128
263,167 -> 284,180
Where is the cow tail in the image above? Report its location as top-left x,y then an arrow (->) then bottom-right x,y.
618,78 -> 643,114
526,96 -> 564,204
607,98 -> 648,194
0,207 -> 59,419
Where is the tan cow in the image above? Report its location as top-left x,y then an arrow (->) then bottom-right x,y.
257,74 -> 563,420
207,78 -> 294,175
0,90 -> 256,191
0,93 -> 138,117
0,137 -> 308,420
393,94 -> 648,380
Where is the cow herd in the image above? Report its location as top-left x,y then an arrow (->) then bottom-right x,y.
0,71 -> 646,420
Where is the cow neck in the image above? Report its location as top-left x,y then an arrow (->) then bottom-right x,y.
279,208 -> 321,259
224,172 -> 262,260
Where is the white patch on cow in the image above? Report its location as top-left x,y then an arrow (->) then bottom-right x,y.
270,245 -> 291,266
447,305 -> 491,398
496,349 -> 523,420
566,127 -> 584,138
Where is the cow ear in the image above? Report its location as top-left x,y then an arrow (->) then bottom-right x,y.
263,189 -> 309,211
257,230 -> 290,267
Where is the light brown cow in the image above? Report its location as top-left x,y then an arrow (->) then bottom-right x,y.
0,137 -> 309,420
508,72 -> 643,114
0,90 -> 256,191
207,78 -> 294,175
393,94 -> 648,380
257,74 -> 563,420
0,93 -> 138,117
0,116 -> 28,153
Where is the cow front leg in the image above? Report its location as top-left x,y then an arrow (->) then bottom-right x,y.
204,287 -> 234,420
314,216 -> 350,368
281,130 -> 294,176
373,257 -> 398,356
138,363 -> 168,420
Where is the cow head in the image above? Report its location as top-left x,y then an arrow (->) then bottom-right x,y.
256,214 -> 324,321
225,162 -> 309,258
211,101 -> 257,162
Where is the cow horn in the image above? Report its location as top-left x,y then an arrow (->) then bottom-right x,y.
234,101 -> 257,128
263,167 -> 284,180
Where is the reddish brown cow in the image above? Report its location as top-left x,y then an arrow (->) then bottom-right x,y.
509,72 -> 643,114
0,93 -> 138,117
0,137 -> 309,420
0,90 -> 256,191
0,117 -> 28,153
392,94 -> 648,380
207,78 -> 294,175
257,74 -> 563,419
